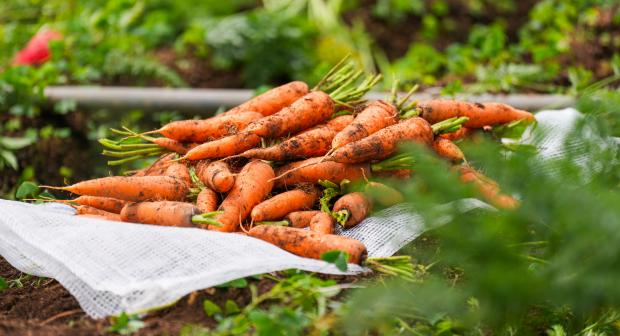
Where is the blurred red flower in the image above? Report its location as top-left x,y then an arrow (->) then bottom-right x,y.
12,30 -> 63,66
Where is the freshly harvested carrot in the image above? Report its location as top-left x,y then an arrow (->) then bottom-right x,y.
196,161 -> 235,193
459,165 -> 519,209
248,225 -> 367,264
155,112 -> 263,142
42,176 -> 188,202
181,133 -> 261,161
332,192 -> 371,228
75,205 -> 121,221
196,188 -> 219,213
243,91 -> 335,139
439,127 -> 471,141
250,185 -> 320,222
69,196 -> 127,214
164,162 -> 192,186
364,182 -> 404,207
285,210 -> 321,228
309,212 -> 334,234
150,137 -> 195,154
273,157 -> 371,188
329,117 -> 434,163
419,100 -> 534,128
433,138 -> 465,162
238,115 -> 353,161
133,153 -> 176,177
120,201 -> 199,227
221,81 -> 309,117
206,160 -> 275,232
331,100 -> 398,149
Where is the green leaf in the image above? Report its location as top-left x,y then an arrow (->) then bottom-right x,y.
53,99 -> 77,115
320,250 -> 349,272
216,278 -> 248,288
16,182 -> 40,200
107,312 -> 145,335
202,299 -> 222,317
0,136 -> 35,150
0,277 -> 7,291
224,299 -> 240,315
0,150 -> 18,170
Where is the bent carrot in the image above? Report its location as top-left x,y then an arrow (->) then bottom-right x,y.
432,138 -> 465,162
70,196 -> 127,214
331,100 -> 398,149
459,165 -> 519,209
221,81 -> 309,117
285,210 -> 321,228
75,205 -> 121,221
207,160 -> 275,232
196,188 -> 219,213
419,100 -> 534,128
196,161 -> 235,193
164,162 -> 192,186
309,212 -> 334,234
156,112 -> 263,142
250,185 -> 320,222
248,225 -> 367,264
120,201 -> 199,227
181,132 -> 261,161
273,157 -> 371,188
332,192 -> 371,228
43,176 -> 188,202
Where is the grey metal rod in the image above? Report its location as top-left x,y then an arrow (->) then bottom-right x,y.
44,86 -> 576,115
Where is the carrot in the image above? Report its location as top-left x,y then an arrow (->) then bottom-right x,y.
155,112 -> 263,142
69,196 -> 127,214
181,132 -> 261,161
433,138 -> 465,162
133,153 -> 176,177
331,100 -> 398,149
329,117 -> 434,163
459,165 -> 519,209
250,184 -> 320,222
248,225 -> 367,264
238,115 -> 354,161
42,176 -> 188,202
205,160 -> 275,232
285,210 -> 321,228
243,91 -> 335,139
309,212 -> 334,234
332,192 -> 371,228
120,201 -> 200,227
273,157 -> 371,188
75,205 -> 121,221
221,81 -> 309,117
164,162 -> 192,186
196,161 -> 235,193
150,137 -> 195,154
419,100 -> 535,128
439,126 -> 472,141
196,188 -> 219,213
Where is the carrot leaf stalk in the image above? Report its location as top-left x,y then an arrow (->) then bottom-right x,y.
371,153 -> 416,172
365,256 -> 416,282
332,209 -> 350,227
431,117 -> 470,135
318,179 -> 350,214
255,220 -> 290,227
107,155 -> 147,166
191,212 -> 224,227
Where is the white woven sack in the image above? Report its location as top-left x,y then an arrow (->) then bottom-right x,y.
0,108 -> 596,318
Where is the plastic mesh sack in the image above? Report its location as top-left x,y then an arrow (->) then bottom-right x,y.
0,108 -> 607,318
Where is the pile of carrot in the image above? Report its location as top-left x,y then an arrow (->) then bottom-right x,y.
40,58 -> 533,265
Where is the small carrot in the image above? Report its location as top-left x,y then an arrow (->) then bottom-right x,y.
332,192 -> 371,228
164,162 -> 192,186
206,160 -> 275,232
439,127 -> 472,141
250,185 -> 320,222
248,225 -> 367,264
221,81 -> 309,117
285,210 -> 321,228
419,100 -> 535,128
273,157 -> 371,188
309,212 -> 334,234
42,176 -> 188,202
120,201 -> 200,227
68,196 -> 127,214
181,132 -> 261,161
238,115 -> 354,161
331,100 -> 398,150
432,138 -> 465,162
150,137 -> 195,154
154,111 -> 263,142
75,205 -> 122,221
196,160 -> 235,193
196,188 -> 219,213
459,165 -> 519,209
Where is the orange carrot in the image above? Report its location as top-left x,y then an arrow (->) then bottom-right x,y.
329,117 -> 434,163
248,225 -> 367,264
196,188 -> 219,213
164,162 -> 192,186
120,201 -> 199,227
150,137 -> 195,154
331,100 -> 398,149
75,205 -> 121,221
433,138 -> 465,162
182,133 -> 261,161
332,192 -> 371,228
243,91 -> 335,139
43,176 -> 188,202
206,160 -> 275,232
196,161 -> 235,193
419,100 -> 535,128
459,165 -> 519,209
285,210 -> 321,228
273,157 -> 371,188
156,112 -> 263,142
70,196 -> 127,214
250,185 -> 320,222
439,127 -> 472,141
239,115 -> 354,161
221,81 -> 309,117
309,212 -> 334,234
